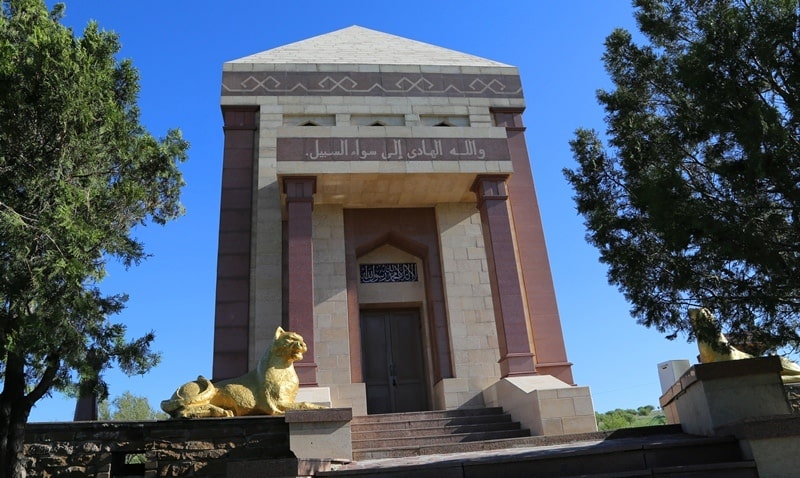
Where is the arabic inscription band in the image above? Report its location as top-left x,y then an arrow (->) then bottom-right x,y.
359,263 -> 418,283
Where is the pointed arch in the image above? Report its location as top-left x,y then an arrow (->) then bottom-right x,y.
355,231 -> 428,261
344,208 -> 453,387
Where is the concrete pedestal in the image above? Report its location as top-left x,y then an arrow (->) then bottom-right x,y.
660,357 -> 791,436
285,408 -> 353,461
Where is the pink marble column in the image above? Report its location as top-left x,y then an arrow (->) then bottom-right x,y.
283,176 -> 318,386
471,175 -> 537,377
213,106 -> 257,381
493,109 -> 574,384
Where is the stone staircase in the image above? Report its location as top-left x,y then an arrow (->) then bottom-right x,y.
325,412 -> 760,477
350,407 -> 529,460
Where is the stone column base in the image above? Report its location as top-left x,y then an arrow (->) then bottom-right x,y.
482,376 -> 597,436
296,386 -> 332,407
434,378 -> 493,410
325,383 -> 367,416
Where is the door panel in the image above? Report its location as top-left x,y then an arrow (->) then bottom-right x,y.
361,313 -> 392,413
361,309 -> 427,414
390,310 -> 426,412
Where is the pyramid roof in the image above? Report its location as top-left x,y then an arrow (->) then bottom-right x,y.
227,26 -> 512,68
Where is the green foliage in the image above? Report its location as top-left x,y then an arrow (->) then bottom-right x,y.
565,0 -> 800,353
596,406 -> 667,431
596,409 -> 636,431
98,391 -> 168,421
636,405 -> 655,416
0,1 -> 187,475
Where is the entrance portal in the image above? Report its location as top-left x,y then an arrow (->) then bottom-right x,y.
360,309 -> 428,414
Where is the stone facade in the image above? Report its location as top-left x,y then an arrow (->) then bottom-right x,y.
212,26 -> 591,429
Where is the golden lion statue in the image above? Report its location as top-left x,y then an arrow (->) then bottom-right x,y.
161,327 -> 326,418
688,308 -> 800,383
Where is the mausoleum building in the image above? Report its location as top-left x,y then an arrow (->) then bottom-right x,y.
214,26 -> 594,431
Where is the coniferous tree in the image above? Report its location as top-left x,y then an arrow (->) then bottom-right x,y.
0,2 -> 188,475
566,0 -> 800,353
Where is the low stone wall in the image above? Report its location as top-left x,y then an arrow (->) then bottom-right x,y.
24,415 -> 307,477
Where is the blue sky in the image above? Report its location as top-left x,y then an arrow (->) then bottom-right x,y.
28,0 -> 701,421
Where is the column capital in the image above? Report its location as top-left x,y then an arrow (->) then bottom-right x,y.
490,108 -> 526,132
221,105 -> 259,130
283,176 -> 317,203
471,174 -> 510,204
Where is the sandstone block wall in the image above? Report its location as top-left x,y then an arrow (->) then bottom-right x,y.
436,203 -> 501,407
312,204 -> 364,412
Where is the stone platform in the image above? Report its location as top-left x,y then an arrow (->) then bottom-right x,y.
24,409 -> 352,477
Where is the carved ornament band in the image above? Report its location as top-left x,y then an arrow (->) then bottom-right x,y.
222,72 -> 523,98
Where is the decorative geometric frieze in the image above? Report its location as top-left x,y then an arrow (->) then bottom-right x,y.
222,72 -> 523,98
360,263 -> 418,283
277,137 -> 510,162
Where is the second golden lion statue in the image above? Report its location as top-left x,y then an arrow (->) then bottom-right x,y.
161,327 -> 326,418
689,307 -> 800,383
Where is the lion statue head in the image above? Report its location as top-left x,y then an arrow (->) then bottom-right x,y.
269,327 -> 307,363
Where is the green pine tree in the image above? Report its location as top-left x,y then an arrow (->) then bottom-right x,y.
566,0 -> 800,352
0,2 -> 188,476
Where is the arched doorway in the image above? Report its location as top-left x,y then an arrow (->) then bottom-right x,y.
344,208 -> 454,413
360,308 -> 427,414
357,244 -> 430,413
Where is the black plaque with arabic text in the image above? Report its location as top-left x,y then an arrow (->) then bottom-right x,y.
360,263 -> 418,283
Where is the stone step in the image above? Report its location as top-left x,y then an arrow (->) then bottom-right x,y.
502,434 -> 746,474
351,412 -> 513,433
352,425 -> 684,458
647,461 -> 759,478
559,461 -> 759,477
352,428 -> 530,456
325,432 -> 756,477
350,407 -> 505,426
352,420 -> 521,440
350,407 -> 528,456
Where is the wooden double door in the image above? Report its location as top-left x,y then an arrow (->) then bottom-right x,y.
360,309 -> 428,414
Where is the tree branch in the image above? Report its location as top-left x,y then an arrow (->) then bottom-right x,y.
24,356 -> 60,406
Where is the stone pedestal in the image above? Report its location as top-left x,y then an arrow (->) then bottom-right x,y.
285,408 -> 353,461
483,376 -> 597,436
659,357 -> 791,436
